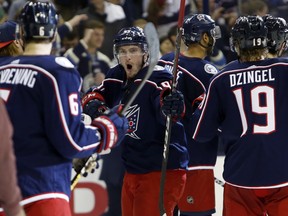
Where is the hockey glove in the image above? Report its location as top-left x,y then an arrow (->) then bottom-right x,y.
81,92 -> 108,119
73,153 -> 100,177
192,94 -> 204,112
92,108 -> 128,153
160,88 -> 185,121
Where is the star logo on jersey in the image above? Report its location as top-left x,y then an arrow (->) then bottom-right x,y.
125,104 -> 140,139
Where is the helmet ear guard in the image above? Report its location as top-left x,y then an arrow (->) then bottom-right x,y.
19,1 -> 58,40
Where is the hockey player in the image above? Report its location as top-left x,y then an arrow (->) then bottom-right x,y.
0,1 -> 128,216
158,14 -> 221,216
263,14 -> 288,58
81,26 -> 189,216
192,15 -> 288,216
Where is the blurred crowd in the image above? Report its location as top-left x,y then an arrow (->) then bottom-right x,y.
0,0 -> 287,92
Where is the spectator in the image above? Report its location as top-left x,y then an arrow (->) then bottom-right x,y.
145,0 -> 191,38
65,19 -> 112,92
76,0 -> 128,60
159,35 -> 174,56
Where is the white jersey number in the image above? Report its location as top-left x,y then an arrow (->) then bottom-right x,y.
233,85 -> 275,136
0,89 -> 11,102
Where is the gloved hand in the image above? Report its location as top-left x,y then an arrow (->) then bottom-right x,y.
160,88 -> 185,121
192,94 -> 204,112
81,92 -> 108,119
72,153 -> 100,177
92,106 -> 128,153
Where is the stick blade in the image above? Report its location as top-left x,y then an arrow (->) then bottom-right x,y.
144,22 -> 159,67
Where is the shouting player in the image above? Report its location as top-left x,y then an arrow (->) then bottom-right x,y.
81,26 -> 189,216
0,1 -> 128,216
192,15 -> 288,216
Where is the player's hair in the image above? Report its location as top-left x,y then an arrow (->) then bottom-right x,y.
18,1 -> 58,41
84,20 -> 104,30
0,42 -> 21,56
237,48 -> 268,62
182,13 -> 221,46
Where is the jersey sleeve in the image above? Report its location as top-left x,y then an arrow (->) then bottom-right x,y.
192,77 -> 223,143
41,58 -> 101,159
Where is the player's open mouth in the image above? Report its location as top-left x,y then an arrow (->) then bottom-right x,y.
127,64 -> 132,70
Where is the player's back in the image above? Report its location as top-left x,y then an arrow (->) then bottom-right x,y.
0,55 -> 98,199
194,57 -> 288,187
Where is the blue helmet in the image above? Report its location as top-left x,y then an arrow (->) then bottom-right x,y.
263,14 -> 288,54
19,1 -> 58,40
182,14 -> 221,46
113,26 -> 148,56
230,16 -> 268,51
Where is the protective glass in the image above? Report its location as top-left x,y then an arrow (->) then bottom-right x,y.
211,26 -> 221,40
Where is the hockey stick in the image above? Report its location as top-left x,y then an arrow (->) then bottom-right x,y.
71,22 -> 159,191
159,1 -> 186,215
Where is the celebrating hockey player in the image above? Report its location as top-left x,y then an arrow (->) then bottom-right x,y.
81,26 -> 189,216
0,1 -> 128,216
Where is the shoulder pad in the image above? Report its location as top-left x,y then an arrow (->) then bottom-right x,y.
204,64 -> 218,75
55,57 -> 75,68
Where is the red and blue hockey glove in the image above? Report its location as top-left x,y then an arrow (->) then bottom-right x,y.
92,107 -> 128,153
81,92 -> 109,119
160,88 -> 185,121
192,94 -> 204,112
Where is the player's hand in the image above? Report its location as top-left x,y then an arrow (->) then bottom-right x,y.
160,89 -> 185,121
73,153 -> 100,177
92,106 -> 128,153
192,94 -> 204,112
81,92 -> 108,119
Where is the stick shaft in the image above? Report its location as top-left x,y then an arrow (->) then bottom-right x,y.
159,1 -> 186,215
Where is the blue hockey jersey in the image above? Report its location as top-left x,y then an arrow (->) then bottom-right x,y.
159,52 -> 219,169
192,57 -> 288,188
90,64 -> 189,174
0,56 -> 103,205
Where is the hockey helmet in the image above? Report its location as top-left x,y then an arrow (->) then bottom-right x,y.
19,1 -> 58,40
113,26 -> 148,57
263,14 -> 288,54
182,14 -> 221,46
230,15 -> 268,52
